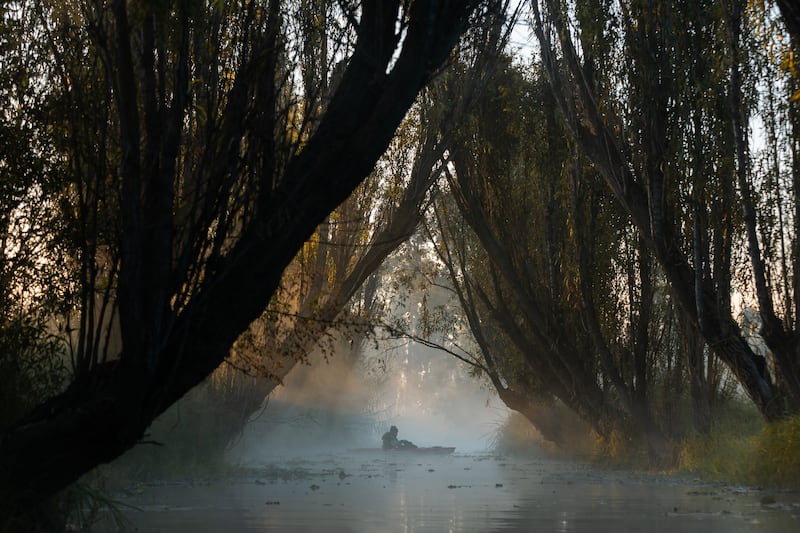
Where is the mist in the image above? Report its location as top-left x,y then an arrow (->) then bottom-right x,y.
100,306 -> 800,533
229,336 -> 511,463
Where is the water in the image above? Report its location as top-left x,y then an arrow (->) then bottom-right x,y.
102,453 -> 800,532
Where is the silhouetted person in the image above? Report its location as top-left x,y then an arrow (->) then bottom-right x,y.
382,425 -> 417,450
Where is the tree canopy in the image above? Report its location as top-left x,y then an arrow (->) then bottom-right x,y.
0,0 -> 494,511
3,0 -> 800,525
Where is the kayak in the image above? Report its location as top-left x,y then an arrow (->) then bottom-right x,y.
350,446 -> 456,454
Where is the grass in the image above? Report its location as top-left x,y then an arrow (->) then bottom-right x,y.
494,397 -> 800,490
677,407 -> 800,489
490,412 -> 548,456
590,428 -> 650,468
750,414 -> 800,488
677,429 -> 757,482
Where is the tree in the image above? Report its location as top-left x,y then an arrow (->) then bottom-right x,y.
0,3 -> 70,433
167,92 -> 463,464
0,0 -> 492,511
528,0 -> 800,420
776,0 -> 800,47
425,48 -> 750,462
429,58 -> 688,462
143,5 -> 513,466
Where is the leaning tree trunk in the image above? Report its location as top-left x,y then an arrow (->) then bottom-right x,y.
495,387 -> 590,449
529,0 -> 786,420
0,1 -> 483,508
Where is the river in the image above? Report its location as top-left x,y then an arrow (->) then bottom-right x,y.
101,452 -> 799,532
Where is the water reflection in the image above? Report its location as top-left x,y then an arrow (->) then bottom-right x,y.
557,511 -> 569,532
111,454 -> 799,532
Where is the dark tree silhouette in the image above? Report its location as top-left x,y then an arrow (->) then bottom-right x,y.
777,0 -> 800,47
0,0 -> 490,510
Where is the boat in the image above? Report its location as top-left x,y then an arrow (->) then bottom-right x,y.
349,446 -> 456,454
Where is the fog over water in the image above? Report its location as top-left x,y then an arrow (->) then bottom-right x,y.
100,343 -> 800,532
113,452 -> 800,532
229,340 -> 511,462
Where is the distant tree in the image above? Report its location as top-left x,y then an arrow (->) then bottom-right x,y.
0,0 -> 492,513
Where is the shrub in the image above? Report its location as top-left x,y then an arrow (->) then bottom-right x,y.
677,406 -> 800,490
677,430 -> 756,482
750,415 -> 800,488
591,427 -> 649,468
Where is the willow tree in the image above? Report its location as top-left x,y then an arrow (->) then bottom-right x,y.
0,0 -> 493,512
180,94 -> 461,460
430,57 -> 719,462
149,5 -> 515,466
529,0 -> 800,419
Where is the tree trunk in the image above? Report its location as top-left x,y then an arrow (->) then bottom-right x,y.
495,388 -> 590,449
529,0 -> 786,421
682,312 -> 712,434
0,1 -> 483,507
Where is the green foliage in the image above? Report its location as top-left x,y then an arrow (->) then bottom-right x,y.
61,483 -> 134,532
0,481 -> 136,532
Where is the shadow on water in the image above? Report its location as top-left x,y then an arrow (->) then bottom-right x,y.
98,452 -> 800,532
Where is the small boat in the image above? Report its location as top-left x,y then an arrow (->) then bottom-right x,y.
350,446 -> 456,454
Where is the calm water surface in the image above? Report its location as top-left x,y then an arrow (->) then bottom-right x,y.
103,453 -> 800,532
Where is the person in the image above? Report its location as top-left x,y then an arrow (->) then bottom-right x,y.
382,425 -> 417,450
382,425 -> 399,449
